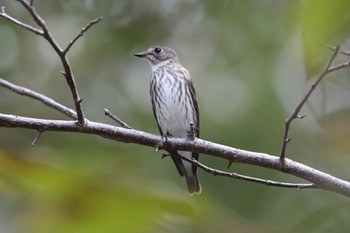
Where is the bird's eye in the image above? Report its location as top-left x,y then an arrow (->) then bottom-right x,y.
154,47 -> 162,54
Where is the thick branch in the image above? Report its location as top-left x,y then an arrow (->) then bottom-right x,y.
0,113 -> 349,197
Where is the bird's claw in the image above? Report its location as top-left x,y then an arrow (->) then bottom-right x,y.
162,134 -> 168,143
154,147 -> 160,154
161,152 -> 170,159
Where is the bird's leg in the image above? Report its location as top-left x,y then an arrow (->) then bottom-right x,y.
188,122 -> 196,141
162,134 -> 169,143
154,134 -> 169,153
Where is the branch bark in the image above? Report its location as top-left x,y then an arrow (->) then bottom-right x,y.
0,78 -> 77,120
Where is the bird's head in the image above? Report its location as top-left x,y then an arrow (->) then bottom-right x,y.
134,46 -> 178,66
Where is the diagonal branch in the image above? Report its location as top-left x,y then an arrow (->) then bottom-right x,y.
328,60 -> 350,72
0,6 -> 43,35
104,108 -> 132,129
16,0 -> 85,125
169,152 -> 316,190
63,16 -> 103,55
279,45 -> 341,163
327,46 -> 350,56
0,78 -> 77,120
2,0 -> 101,126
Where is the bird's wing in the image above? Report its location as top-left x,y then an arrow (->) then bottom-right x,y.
187,75 -> 200,175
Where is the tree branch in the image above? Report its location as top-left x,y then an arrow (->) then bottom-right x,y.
17,0 -> 85,125
327,46 -> 350,56
0,6 -> 43,35
63,16 -> 103,55
1,0 -> 101,126
0,78 -> 77,120
0,113 -> 349,197
104,108 -> 132,129
31,130 -> 42,146
168,152 -> 316,190
279,45 -> 340,163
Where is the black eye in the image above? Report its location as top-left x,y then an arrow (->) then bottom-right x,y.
154,47 -> 162,54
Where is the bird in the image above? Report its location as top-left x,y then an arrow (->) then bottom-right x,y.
134,45 -> 201,195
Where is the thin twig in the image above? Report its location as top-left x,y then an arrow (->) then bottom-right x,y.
328,61 -> 350,72
104,108 -> 132,129
13,0 -> 91,126
63,16 -> 103,55
0,78 -> 78,120
326,46 -> 350,56
16,0 -> 47,34
174,152 -> 316,189
0,6 -> 43,35
6,1 -> 102,126
31,130 -> 42,146
279,45 -> 340,163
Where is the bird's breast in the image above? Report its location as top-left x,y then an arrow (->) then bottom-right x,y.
151,70 -> 195,137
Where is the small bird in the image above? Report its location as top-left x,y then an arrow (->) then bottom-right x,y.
134,46 -> 201,195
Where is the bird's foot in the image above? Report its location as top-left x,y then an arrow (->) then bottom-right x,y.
162,134 -> 169,143
161,152 -> 170,159
154,134 -> 169,154
154,147 -> 160,154
188,122 -> 196,141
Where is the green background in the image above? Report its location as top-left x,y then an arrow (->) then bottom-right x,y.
1,0 -> 350,232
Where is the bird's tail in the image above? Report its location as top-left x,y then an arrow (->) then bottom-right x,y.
185,173 -> 202,195
181,151 -> 201,195
170,151 -> 202,195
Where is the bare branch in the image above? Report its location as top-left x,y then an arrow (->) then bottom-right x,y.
327,46 -> 350,56
172,152 -> 316,190
0,6 -> 43,35
63,16 -> 103,55
31,130 -> 42,146
0,113 -> 349,197
10,0 -> 87,125
328,61 -> 350,72
0,78 -> 77,120
104,108 -> 132,129
279,45 -> 340,163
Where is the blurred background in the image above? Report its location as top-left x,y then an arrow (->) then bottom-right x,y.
1,0 -> 350,232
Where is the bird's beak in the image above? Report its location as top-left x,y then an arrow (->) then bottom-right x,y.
134,51 -> 148,58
